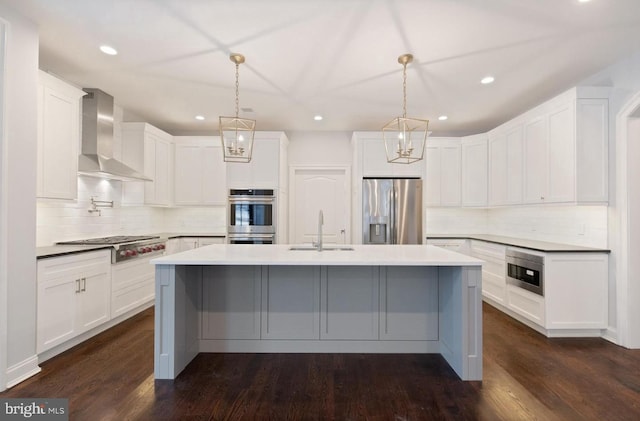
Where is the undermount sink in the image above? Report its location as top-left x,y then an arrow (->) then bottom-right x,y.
289,246 -> 354,251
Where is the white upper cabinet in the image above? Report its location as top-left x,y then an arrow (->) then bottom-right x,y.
37,71 -> 85,200
425,138 -> 461,207
523,116 -> 548,203
500,87 -> 609,206
355,133 -> 425,178
488,125 -> 523,206
461,134 -> 488,207
121,122 -> 173,206
226,132 -> 288,189
174,136 -> 226,206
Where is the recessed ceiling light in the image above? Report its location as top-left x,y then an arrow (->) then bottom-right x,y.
578,0 -> 591,3
99,45 -> 118,55
438,115 -> 448,121
314,115 -> 323,121
481,76 -> 495,85
195,115 -> 205,121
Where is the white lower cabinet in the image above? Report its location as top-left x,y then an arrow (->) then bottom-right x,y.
37,250 -> 111,353
201,266 -> 261,340
179,237 -> 226,252
469,240 -> 506,306
506,284 -> 546,327
380,266 -> 438,341
261,266 -> 321,340
427,239 -> 468,254
111,255 -> 156,319
321,266 -> 379,340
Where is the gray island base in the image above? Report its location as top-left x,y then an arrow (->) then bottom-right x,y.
151,245 -> 483,381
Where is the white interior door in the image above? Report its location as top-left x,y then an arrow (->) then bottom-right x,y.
290,167 -> 350,245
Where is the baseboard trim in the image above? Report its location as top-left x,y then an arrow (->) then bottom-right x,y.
5,355 -> 41,389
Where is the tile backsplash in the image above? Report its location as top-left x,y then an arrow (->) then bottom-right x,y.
38,177 -> 608,248
427,205 -> 608,248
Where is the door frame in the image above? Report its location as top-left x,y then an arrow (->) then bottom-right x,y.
288,166 -> 351,244
0,17 -> 8,390
613,88 -> 640,348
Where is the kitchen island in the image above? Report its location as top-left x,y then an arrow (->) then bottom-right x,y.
151,244 -> 483,381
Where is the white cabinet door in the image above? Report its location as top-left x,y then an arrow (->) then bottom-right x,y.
489,125 -> 523,206
179,238 -> 200,251
144,134 -> 172,205
261,266 -> 321,340
425,140 -> 461,207
37,250 -> 112,353
488,133 -> 508,206
379,266 -> 438,340
226,135 -> 283,188
165,239 -> 181,255
37,276 -> 77,352
201,266 -> 261,339
523,116 -> 547,203
198,237 -> 225,246
320,266 -> 379,340
122,122 -> 173,206
76,262 -> 111,332
174,138 -> 227,206
547,102 -> 575,203
461,136 -> 488,207
37,71 -> 84,200
202,146 -> 227,205
576,98 -> 608,202
174,144 -> 201,204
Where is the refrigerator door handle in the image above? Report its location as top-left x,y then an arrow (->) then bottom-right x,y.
390,186 -> 396,244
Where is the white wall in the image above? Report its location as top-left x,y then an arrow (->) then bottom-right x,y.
287,131 -> 352,166
0,4 -> 39,390
581,50 -> 640,346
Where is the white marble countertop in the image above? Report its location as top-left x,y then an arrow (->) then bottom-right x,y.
151,244 -> 484,266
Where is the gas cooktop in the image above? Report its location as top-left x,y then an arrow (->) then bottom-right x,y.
57,235 -> 160,245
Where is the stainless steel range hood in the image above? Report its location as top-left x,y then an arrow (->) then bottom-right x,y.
78,88 -> 152,181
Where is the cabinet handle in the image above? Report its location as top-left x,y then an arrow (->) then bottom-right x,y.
81,277 -> 86,292
75,279 -> 81,294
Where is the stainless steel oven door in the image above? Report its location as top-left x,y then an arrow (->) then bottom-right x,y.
228,196 -> 276,234
227,234 -> 275,245
506,248 -> 544,296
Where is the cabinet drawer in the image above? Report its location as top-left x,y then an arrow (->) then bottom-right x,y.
38,250 -> 111,282
469,240 -> 505,260
507,284 -> 545,326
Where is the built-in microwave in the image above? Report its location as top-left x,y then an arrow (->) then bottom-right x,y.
228,189 -> 276,237
506,248 -> 544,296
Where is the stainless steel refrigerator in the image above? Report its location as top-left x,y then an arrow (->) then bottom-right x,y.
362,178 -> 423,244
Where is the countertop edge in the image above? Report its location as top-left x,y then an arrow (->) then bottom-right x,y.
426,234 -> 610,253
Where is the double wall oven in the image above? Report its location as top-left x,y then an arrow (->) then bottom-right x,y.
227,189 -> 276,244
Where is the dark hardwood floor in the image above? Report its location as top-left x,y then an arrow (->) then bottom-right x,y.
2,303 -> 640,420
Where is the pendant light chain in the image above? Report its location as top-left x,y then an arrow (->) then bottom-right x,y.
402,61 -> 407,119
235,62 -> 240,118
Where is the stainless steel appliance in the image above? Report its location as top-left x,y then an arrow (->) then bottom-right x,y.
78,89 -> 151,181
57,235 -> 167,263
362,178 -> 423,244
228,189 -> 276,244
506,248 -> 544,296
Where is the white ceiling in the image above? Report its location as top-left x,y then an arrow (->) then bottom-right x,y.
6,0 -> 640,136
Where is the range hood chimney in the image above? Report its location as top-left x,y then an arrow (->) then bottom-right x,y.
78,88 -> 152,181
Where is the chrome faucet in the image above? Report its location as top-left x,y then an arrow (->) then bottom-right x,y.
314,209 -> 324,251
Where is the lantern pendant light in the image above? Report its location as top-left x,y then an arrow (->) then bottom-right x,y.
219,53 -> 256,163
382,53 -> 429,164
